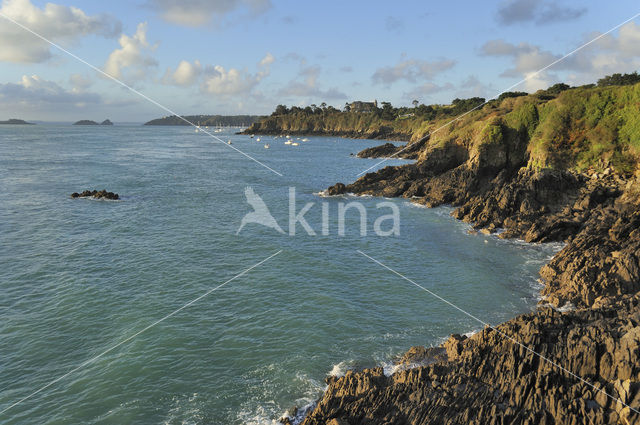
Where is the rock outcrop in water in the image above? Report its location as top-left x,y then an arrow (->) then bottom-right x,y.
71,189 -> 119,200
294,83 -> 640,424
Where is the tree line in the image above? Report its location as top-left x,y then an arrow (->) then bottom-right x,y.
269,72 -> 640,121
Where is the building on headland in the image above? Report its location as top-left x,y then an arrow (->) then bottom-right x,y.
348,100 -> 378,113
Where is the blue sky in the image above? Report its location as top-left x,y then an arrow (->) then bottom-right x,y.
0,0 -> 639,122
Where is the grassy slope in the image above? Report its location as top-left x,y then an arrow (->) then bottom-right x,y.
250,83 -> 640,175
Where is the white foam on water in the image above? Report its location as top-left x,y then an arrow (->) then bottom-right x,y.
328,361 -> 350,377
161,393 -> 204,425
405,200 -> 428,209
463,328 -> 482,338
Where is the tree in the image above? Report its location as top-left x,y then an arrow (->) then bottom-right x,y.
344,102 -> 351,112
415,104 -> 435,120
412,99 -> 419,108
272,104 -> 289,116
497,92 -> 527,102
320,102 -> 327,110
597,72 -> 640,87
546,83 -> 570,94
380,101 -> 396,120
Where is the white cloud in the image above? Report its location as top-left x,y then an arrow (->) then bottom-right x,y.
259,52 -> 275,67
202,65 -> 258,95
0,75 -> 101,107
163,60 -> 203,86
372,58 -> 456,86
103,22 -> 157,81
277,66 -> 347,100
482,40 -> 564,81
200,53 -> 274,96
68,73 -> 92,93
149,0 -> 271,27
496,0 -> 586,25
482,22 -> 640,88
0,0 -> 121,63
455,75 -> 495,99
404,82 -> 454,102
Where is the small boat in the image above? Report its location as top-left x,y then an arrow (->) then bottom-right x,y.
291,142 -> 299,146
284,140 -> 292,145
302,138 -> 310,142
264,144 -> 270,149
250,134 -> 254,138
228,140 -> 232,144
256,137 -> 261,142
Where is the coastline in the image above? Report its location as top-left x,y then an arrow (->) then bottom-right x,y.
287,135 -> 640,423
239,127 -> 413,143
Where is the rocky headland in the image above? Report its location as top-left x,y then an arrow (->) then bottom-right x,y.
278,81 -> 640,424
241,125 -> 412,141
144,114 -> 262,126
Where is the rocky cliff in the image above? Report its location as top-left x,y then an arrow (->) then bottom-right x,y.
298,84 -> 640,424
242,111 -> 418,141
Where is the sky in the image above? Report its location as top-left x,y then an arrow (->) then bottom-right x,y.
0,0 -> 639,122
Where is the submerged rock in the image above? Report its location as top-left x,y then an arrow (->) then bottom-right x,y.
71,189 -> 119,200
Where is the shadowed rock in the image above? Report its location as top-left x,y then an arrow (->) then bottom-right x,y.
71,189 -> 119,200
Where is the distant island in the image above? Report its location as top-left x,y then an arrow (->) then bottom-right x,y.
0,119 -> 33,125
144,114 -> 263,127
73,119 -> 113,125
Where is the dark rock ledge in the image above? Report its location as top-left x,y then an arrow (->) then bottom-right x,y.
71,189 -> 119,200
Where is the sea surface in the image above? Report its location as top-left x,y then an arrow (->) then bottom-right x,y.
0,125 -> 562,424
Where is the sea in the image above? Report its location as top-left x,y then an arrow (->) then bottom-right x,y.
0,125 -> 562,424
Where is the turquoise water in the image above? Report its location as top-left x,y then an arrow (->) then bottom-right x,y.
0,125 -> 561,424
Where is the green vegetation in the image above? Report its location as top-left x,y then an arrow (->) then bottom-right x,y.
597,72 -> 640,87
144,115 -> 263,126
248,72 -> 640,176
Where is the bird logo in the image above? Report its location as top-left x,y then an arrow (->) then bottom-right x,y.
236,186 -> 285,234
